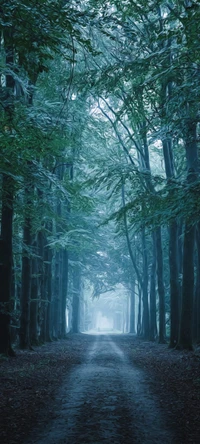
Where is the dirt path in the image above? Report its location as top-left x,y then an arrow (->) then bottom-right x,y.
27,335 -> 173,444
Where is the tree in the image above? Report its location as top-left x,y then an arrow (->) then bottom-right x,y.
1,0 -> 200,353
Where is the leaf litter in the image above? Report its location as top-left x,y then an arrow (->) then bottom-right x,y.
0,334 -> 199,444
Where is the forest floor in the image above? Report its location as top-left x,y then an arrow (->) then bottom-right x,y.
0,334 -> 200,444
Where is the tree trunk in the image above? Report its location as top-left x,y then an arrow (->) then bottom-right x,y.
46,244 -> 53,341
129,277 -> 135,334
39,231 -> 50,343
155,226 -> 166,343
19,210 -> 32,349
0,177 -> 15,355
194,224 -> 200,344
169,221 -> 180,347
149,232 -> 157,341
61,250 -> 68,337
178,224 -> 195,350
162,138 -> 180,347
178,120 -> 198,350
137,286 -> 142,336
30,242 -> 39,345
141,228 -> 149,339
0,30 -> 15,356
71,264 -> 81,333
52,252 -> 60,339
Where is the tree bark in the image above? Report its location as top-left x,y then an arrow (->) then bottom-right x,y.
169,221 -> 180,347
19,206 -> 32,349
129,277 -> 135,334
155,227 -> 166,343
141,228 -> 149,339
71,263 -> 81,333
194,224 -> 200,344
45,244 -> 53,341
149,232 -> 157,341
60,250 -> 68,338
162,138 -> 180,347
0,179 -> 14,356
52,252 -> 60,339
39,230 -> 48,343
137,286 -> 142,336
178,224 -> 195,350
177,120 -> 198,350
30,241 -> 39,345
0,30 -> 15,356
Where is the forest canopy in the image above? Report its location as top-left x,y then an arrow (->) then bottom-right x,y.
0,0 -> 200,354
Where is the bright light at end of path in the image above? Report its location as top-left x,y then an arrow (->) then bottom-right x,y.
85,311 -> 122,335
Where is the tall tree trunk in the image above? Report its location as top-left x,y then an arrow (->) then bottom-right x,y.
46,244 -> 53,341
195,224 -> 200,344
169,221 -> 180,347
137,286 -> 142,336
0,30 -> 15,356
141,228 -> 149,339
178,223 -> 195,350
149,232 -> 157,341
61,250 -> 68,338
158,10 -> 181,346
52,251 -> 60,339
56,252 -> 63,338
162,138 -> 180,347
155,227 -> 166,343
71,263 -> 81,333
129,277 -> 135,334
178,120 -> 198,350
0,177 -> 15,355
39,230 -> 49,343
19,200 -> 32,349
140,111 -> 162,342
30,240 -> 39,345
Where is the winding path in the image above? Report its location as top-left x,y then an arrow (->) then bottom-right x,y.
29,335 -> 173,444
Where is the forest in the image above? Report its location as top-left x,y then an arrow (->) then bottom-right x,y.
1,0 -> 200,355
1,1 -> 200,443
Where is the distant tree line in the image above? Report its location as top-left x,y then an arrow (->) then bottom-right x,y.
0,0 -> 200,354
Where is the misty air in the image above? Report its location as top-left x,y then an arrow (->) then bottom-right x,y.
0,1 -> 200,443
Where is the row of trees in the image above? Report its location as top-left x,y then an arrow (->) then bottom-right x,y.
89,0 -> 200,350
0,0 -> 200,354
0,0 -> 93,353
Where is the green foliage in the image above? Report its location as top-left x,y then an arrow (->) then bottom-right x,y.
1,0 -> 200,332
